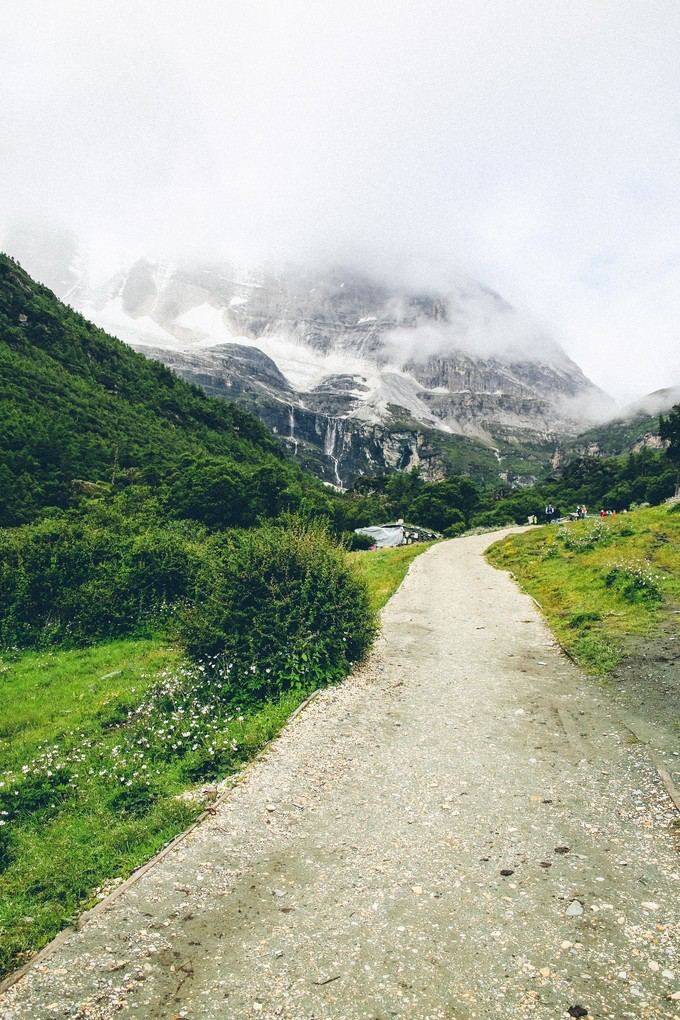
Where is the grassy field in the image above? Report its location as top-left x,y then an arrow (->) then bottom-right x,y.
0,641 -> 180,770
350,542 -> 434,611
0,638 -> 320,979
0,541 -> 427,979
486,504 -> 680,674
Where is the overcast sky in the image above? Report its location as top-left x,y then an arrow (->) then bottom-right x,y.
1,0 -> 679,403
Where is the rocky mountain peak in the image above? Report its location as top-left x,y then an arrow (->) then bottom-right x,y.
3,237 -> 613,487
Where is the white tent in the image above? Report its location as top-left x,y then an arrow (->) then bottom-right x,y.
354,522 -> 440,548
355,524 -> 406,548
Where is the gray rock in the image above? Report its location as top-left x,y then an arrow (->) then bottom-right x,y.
565,900 -> 584,916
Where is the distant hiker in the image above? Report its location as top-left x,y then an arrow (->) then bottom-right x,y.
545,504 -> 554,522
581,505 -> 587,519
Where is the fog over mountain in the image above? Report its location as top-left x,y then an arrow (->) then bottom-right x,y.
618,387 -> 680,421
6,227 -> 614,486
1,1 -> 679,403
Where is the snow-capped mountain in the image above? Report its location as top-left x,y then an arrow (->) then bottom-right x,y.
4,233 -> 612,486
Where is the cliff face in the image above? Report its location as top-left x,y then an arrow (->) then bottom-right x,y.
140,342 -> 455,486
61,258 -> 610,486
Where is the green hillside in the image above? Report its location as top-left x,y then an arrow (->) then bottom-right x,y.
565,414 -> 660,458
0,253 -> 306,526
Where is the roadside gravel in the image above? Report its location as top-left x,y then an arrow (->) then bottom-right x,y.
1,530 -> 678,1019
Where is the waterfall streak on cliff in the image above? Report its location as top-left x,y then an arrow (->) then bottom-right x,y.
288,405 -> 299,456
324,419 -> 344,489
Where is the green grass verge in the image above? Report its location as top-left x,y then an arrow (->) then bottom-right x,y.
350,542 -> 434,612
0,637 -> 327,979
486,505 -> 680,675
0,640 -> 181,770
0,542 -> 425,979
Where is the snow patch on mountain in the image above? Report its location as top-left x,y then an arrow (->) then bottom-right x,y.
82,297 -> 181,350
175,303 -> 236,345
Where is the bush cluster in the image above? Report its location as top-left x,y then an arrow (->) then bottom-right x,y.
0,503 -> 206,648
177,521 -> 376,709
0,501 -> 375,707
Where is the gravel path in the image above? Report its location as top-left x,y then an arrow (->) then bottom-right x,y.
1,531 -> 678,1020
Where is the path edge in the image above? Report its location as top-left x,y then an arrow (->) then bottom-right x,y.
0,686 -> 324,999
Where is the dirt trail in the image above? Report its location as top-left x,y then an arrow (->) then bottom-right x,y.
1,531 -> 678,1020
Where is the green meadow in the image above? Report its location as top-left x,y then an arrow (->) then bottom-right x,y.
487,504 -> 680,675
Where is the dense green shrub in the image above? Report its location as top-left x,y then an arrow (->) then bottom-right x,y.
469,509 -> 516,529
177,520 -> 376,708
443,519 -> 467,538
0,504 -> 208,647
644,470 -> 677,505
346,531 -> 374,551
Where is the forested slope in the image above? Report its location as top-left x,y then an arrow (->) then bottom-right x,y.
0,254 -> 304,525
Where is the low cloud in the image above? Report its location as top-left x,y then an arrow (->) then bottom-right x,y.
383,293 -> 564,368
1,1 -> 679,402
